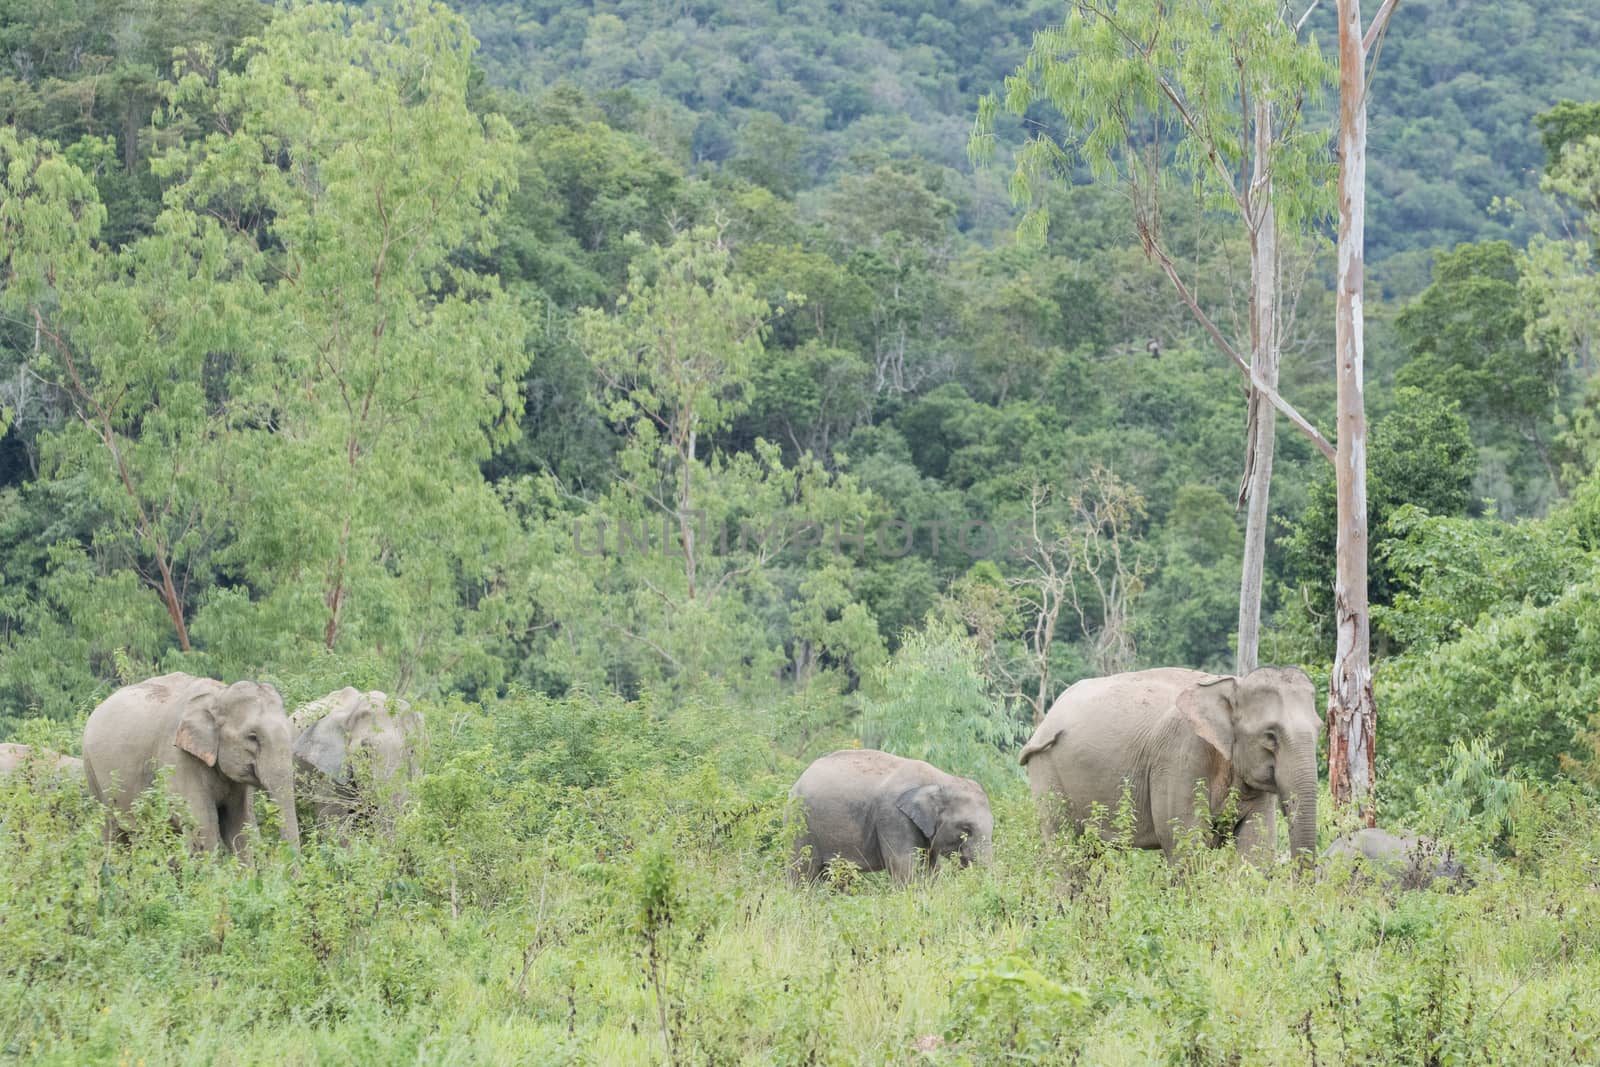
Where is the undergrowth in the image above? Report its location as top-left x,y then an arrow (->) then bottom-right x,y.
3,690 -> 1599,1065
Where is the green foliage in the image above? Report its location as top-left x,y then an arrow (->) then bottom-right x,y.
1395,241 -> 1563,517
162,0 -> 529,688
974,0 -> 1334,238
857,617 -> 1023,794
1138,484 -> 1244,672
1378,574 -> 1600,792
1522,107 -> 1600,446
1325,1 -> 1600,290
9,3 -> 1600,1056
1408,738 -> 1527,855
9,689 -> 1600,1063
9,0 -> 1592,721
944,954 -> 1092,1060
582,225 -> 770,447
1376,504 -> 1588,652
1284,388 -> 1477,648
1,1 -> 535,700
1535,100 -> 1600,167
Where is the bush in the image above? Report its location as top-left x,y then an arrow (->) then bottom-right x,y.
856,616 -> 1024,793
1377,576 -> 1600,794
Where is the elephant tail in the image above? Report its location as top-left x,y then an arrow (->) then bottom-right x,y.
1018,728 -> 1062,766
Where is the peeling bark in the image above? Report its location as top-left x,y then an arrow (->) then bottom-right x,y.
1329,0 -> 1380,819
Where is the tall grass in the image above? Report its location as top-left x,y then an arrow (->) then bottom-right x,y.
3,690 -> 1599,1064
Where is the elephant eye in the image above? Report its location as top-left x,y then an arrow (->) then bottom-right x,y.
247,731 -> 260,744
1264,729 -> 1279,748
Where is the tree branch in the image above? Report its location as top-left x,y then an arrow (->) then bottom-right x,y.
1362,0 -> 1399,52
1294,0 -> 1323,34
34,308 -> 192,649
1072,0 -> 1249,217
1136,228 -> 1337,462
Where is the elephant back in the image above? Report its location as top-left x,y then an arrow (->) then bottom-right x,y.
1019,668 -> 1211,766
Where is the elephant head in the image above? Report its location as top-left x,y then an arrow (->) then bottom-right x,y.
175,681 -> 299,849
292,688 -> 423,826
1176,666 -> 1320,861
897,780 -> 994,869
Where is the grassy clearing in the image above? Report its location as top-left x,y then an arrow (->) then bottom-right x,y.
3,694 -> 1599,1065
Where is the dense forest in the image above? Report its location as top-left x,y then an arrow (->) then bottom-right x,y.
4,0 -> 1600,1060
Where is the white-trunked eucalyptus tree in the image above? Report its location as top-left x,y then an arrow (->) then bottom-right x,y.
1327,0 -> 1400,816
970,0 -> 1336,681
976,0 -> 1400,814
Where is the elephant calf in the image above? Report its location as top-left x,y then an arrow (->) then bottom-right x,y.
786,749 -> 993,885
1320,828 -> 1472,891
292,687 -> 424,834
0,743 -> 84,784
83,672 -> 299,855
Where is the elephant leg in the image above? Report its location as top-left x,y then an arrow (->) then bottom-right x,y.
1151,784 -> 1206,861
177,783 -> 222,853
884,847 -> 920,885
876,814 -> 928,885
219,792 -> 254,856
1233,801 -> 1278,869
788,838 -> 821,885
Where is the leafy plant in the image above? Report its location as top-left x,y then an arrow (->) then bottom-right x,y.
857,616 -> 1023,793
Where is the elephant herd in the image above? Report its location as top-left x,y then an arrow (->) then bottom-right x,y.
788,665 -> 1472,891
0,665 -> 1467,890
0,672 -> 423,853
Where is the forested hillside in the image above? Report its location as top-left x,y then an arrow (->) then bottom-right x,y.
4,0 -> 1597,753
452,0 -> 1600,290
4,0 -> 1600,1059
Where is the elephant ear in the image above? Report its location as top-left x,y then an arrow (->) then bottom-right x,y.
1175,675 -> 1237,762
896,785 -> 942,839
294,715 -> 350,780
174,687 -> 221,768
391,696 -> 423,737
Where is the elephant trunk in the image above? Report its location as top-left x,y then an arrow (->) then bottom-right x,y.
1283,752 -> 1319,867
262,759 -> 300,852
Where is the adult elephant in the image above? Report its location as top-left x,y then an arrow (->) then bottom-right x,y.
82,673 -> 299,854
291,687 -> 424,831
1018,667 -> 1319,864
786,749 -> 994,885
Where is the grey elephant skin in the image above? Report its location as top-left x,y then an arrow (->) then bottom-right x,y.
1019,667 -> 1320,863
1320,828 -> 1472,890
291,687 -> 424,832
82,672 -> 300,854
0,743 -> 84,784
786,749 -> 993,885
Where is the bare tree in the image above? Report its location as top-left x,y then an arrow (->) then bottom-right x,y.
1327,0 -> 1399,817
972,0 -> 1338,676
981,470 -> 1149,724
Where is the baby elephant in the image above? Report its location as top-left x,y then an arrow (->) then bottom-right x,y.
0,743 -> 84,783
1320,827 -> 1472,891
292,688 -> 424,834
787,749 -> 993,885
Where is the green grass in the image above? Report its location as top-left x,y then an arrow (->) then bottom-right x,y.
4,694 -> 1600,1065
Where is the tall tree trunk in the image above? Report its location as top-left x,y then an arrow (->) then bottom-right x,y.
1329,0 -> 1378,819
1237,97 -> 1280,676
324,516 -> 351,650
680,425 -> 698,601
